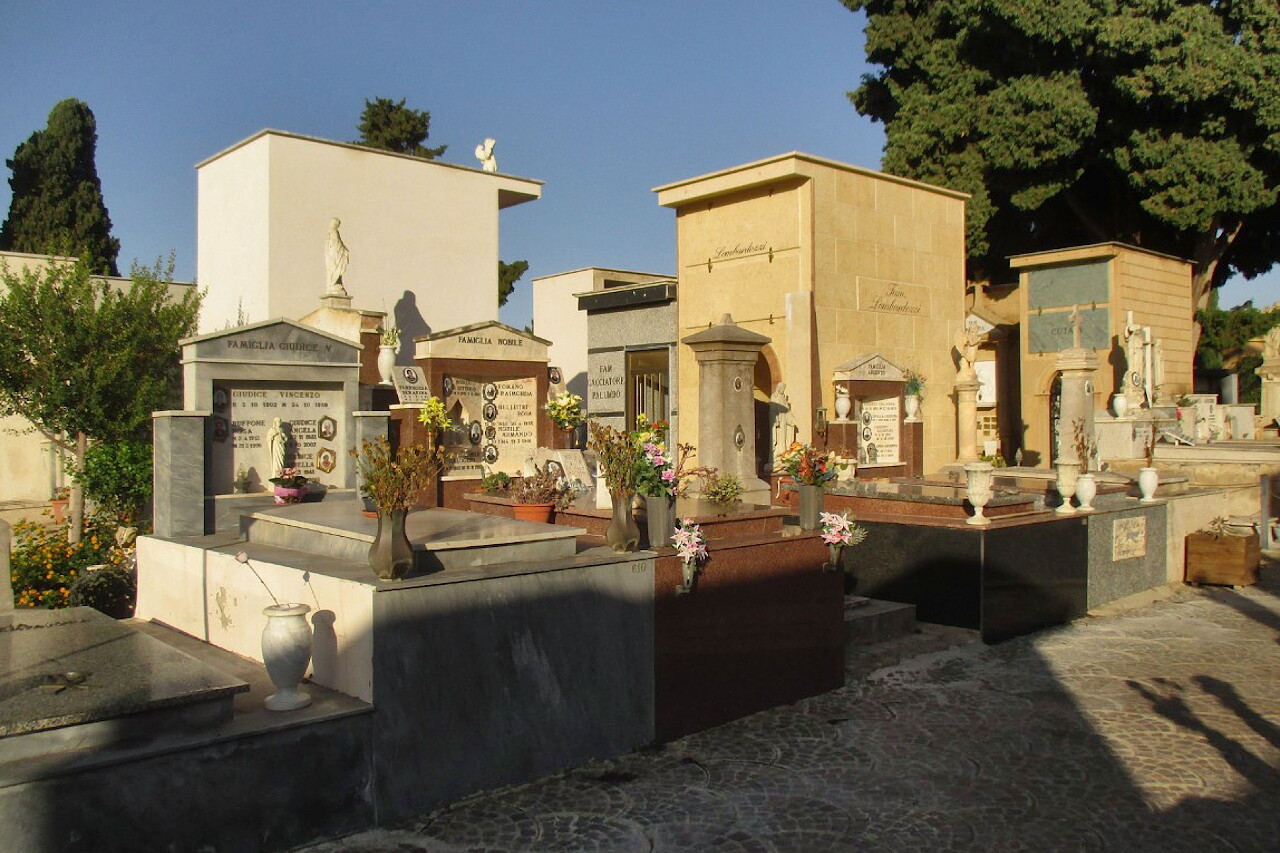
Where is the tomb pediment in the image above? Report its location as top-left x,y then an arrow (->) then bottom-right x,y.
184,318 -> 359,364
415,321 -> 550,363
832,353 -> 907,383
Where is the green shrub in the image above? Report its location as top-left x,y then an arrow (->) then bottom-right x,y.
702,471 -> 743,505
480,471 -> 512,494
69,563 -> 136,618
74,438 -> 152,523
11,511 -> 124,609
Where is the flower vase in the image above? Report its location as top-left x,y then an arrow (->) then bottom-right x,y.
834,389 -> 852,421
904,394 -> 922,422
1138,467 -> 1159,503
1054,461 -> 1081,515
964,461 -> 994,526
377,345 -> 396,385
261,603 -> 312,711
606,490 -> 640,553
797,484 -> 823,531
676,560 -> 698,595
645,494 -> 675,549
826,543 -> 843,572
1112,393 -> 1128,418
369,508 -> 414,580
1075,472 -> 1097,511
273,485 -> 305,505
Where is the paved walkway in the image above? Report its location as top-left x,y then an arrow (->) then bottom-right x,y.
301,564 -> 1280,852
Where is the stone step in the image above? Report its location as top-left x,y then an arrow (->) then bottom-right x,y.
844,597 -> 916,647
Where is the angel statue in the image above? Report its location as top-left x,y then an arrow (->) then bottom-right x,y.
325,218 -> 350,297
474,138 -> 498,172
954,322 -> 984,379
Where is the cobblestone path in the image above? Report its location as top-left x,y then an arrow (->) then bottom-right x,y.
302,568 -> 1280,852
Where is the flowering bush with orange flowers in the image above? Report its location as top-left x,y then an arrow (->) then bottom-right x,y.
10,510 -> 129,609
776,441 -> 840,486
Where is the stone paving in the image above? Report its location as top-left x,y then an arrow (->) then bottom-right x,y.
300,563 -> 1280,852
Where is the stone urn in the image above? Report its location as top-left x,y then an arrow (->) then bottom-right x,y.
261,603 -> 313,711
834,386 -> 852,421
1138,467 -> 1160,503
377,345 -> 396,385
1075,472 -> 1098,511
1054,461 -> 1081,515
1112,393 -> 1128,418
963,461 -> 994,526
904,394 -> 922,422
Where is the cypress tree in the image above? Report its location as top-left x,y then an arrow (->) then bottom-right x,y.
0,99 -> 121,276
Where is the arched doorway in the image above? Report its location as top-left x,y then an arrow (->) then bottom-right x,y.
1048,372 -> 1062,464
753,345 -> 780,477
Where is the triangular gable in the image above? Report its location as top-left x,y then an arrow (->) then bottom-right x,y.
831,353 -> 907,383
184,318 -> 360,364
415,321 -> 550,363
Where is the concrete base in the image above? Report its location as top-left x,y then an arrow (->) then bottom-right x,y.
844,598 -> 916,646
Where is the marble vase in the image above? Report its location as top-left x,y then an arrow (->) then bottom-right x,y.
377,345 -> 396,385
369,508 -> 413,580
964,461 -> 994,526
1075,472 -> 1097,511
607,490 -> 640,553
1138,467 -> 1160,503
1054,461 -> 1081,515
261,603 -> 312,711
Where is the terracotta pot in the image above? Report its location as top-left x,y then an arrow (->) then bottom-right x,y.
369,508 -> 413,580
50,498 -> 68,524
512,502 -> 554,524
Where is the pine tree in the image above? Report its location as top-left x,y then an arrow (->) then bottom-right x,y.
0,99 -> 121,276
355,97 -> 447,159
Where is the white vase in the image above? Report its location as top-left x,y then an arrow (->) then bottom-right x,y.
1138,466 -> 1159,503
261,603 -> 313,711
834,389 -> 852,421
904,394 -> 921,422
377,345 -> 396,385
1112,393 -> 1128,418
1075,472 -> 1097,512
964,461 -> 994,526
1054,461 -> 1081,515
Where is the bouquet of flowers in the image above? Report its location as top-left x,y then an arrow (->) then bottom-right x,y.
777,442 -> 839,486
820,510 -> 867,571
904,369 -> 926,397
545,392 -> 585,429
588,421 -> 642,493
379,326 -> 400,348
671,517 -> 709,594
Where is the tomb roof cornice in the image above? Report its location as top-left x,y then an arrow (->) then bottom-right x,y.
1008,241 -> 1191,269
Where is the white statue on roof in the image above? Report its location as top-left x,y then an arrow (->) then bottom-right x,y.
324,217 -> 350,296
474,138 -> 498,172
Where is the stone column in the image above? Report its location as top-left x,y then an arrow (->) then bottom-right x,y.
955,377 -> 981,462
682,314 -> 772,504
152,411 -> 208,538
1054,347 -> 1100,465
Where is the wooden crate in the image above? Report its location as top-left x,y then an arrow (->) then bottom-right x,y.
1185,532 -> 1260,586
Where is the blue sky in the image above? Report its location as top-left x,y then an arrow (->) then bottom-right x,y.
1,0 -> 1274,326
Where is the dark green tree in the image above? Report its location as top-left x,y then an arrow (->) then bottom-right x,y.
498,259 -> 529,308
843,0 -> 1280,315
0,254 -> 200,539
355,97 -> 447,159
1194,290 -> 1279,403
0,99 -> 121,276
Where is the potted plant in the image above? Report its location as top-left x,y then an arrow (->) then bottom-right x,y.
479,471 -> 512,495
777,441 -> 839,530
672,518 -> 709,595
545,391 -> 585,448
269,468 -> 308,504
700,470 -> 743,512
50,486 -> 70,524
634,417 -> 697,549
820,510 -> 867,571
588,420 -> 643,552
1072,418 -> 1098,512
235,551 -> 311,711
350,436 -> 447,580
1138,428 -> 1160,503
1185,516 -> 1261,586
377,325 -> 400,385
508,464 -> 573,523
904,370 -> 925,421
